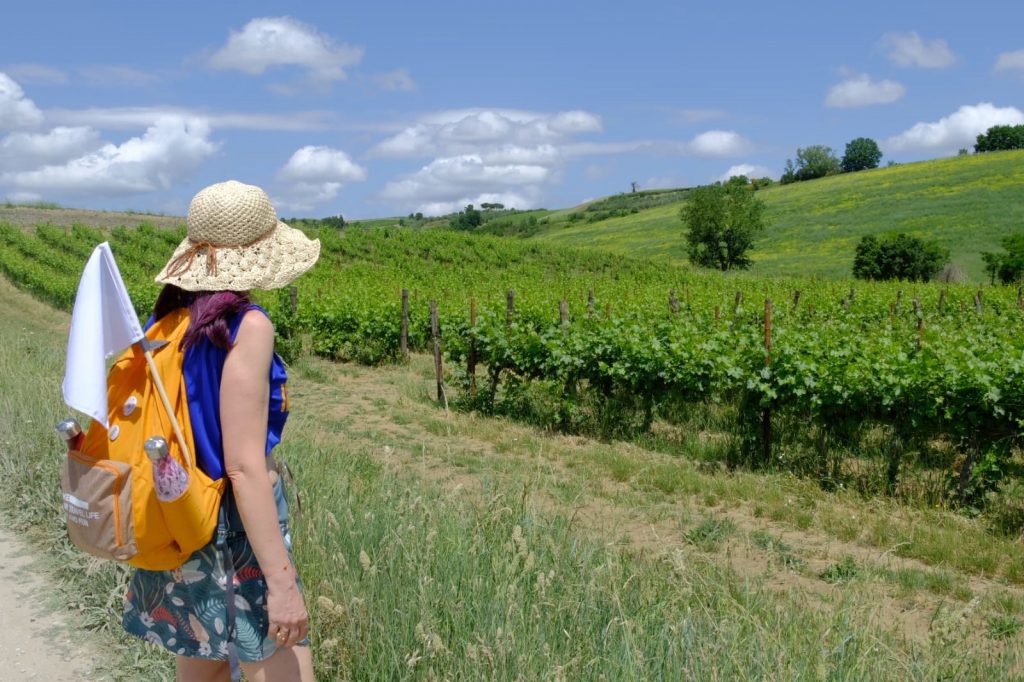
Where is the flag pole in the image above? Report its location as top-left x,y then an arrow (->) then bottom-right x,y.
141,342 -> 194,471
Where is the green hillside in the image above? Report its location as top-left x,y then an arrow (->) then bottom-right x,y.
528,150 -> 1024,280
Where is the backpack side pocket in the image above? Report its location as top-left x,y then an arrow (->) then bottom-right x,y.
62,450 -> 138,562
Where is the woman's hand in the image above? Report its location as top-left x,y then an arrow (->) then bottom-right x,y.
267,578 -> 309,648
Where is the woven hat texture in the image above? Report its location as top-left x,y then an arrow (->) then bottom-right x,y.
155,180 -> 320,291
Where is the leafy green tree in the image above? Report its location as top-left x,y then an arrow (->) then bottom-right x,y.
681,183 -> 767,271
449,204 -> 482,230
780,159 -> 797,185
975,124 -> 1024,153
841,137 -> 883,172
321,214 -> 345,229
981,234 -> 1024,284
783,145 -> 841,182
794,145 -> 841,180
852,233 -> 949,282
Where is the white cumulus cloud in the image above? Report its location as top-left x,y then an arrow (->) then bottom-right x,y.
373,108 -> 602,159
380,154 -> 550,214
274,145 -> 367,212
826,74 -> 905,108
207,16 -> 363,86
374,108 -> 605,214
995,49 -> 1024,74
47,105 -> 335,132
0,126 -> 102,171
885,103 -> 1024,152
0,117 -> 218,195
687,130 -> 750,157
879,31 -> 956,68
0,73 -> 44,130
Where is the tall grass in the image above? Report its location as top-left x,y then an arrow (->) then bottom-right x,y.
3,276 -> 1024,679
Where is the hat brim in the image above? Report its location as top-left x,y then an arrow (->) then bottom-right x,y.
155,221 -> 321,292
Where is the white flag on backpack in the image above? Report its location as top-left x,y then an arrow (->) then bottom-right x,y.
62,242 -> 145,427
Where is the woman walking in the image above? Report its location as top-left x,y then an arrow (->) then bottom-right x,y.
121,180 -> 318,681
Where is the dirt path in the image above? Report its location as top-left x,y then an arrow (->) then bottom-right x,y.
0,526 -> 103,681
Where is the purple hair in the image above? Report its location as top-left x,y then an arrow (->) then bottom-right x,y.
152,285 -> 251,350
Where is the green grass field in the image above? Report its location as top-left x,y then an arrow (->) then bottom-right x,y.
5,270 -> 1024,679
528,150 -> 1024,280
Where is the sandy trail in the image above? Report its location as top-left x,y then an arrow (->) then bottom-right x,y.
0,525 -> 102,681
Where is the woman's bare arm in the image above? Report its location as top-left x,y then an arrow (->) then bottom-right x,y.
220,310 -> 308,647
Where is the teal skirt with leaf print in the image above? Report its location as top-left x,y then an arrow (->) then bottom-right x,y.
122,476 -> 307,661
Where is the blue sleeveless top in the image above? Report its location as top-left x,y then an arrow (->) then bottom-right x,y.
169,304 -> 289,480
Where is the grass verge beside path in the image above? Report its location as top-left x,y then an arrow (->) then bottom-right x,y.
3,275 -> 1024,679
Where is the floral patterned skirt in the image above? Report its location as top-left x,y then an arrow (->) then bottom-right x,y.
122,476 -> 307,661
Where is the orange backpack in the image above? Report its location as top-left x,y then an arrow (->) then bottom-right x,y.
61,308 -> 226,570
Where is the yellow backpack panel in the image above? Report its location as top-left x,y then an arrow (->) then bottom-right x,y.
62,309 -> 226,570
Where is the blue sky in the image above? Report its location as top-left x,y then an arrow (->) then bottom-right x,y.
2,1 -> 1022,218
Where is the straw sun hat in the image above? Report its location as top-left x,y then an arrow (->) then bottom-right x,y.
155,180 -> 321,292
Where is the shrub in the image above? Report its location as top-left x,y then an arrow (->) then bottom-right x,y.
852,233 -> 949,282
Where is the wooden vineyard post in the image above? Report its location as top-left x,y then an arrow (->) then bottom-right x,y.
938,288 -> 946,314
400,288 -> 410,358
559,300 -> 569,328
587,290 -> 595,316
895,289 -> 903,315
762,298 -> 773,465
734,290 -> 743,314
468,298 -> 477,397
669,289 -> 680,315
605,302 -> 611,317
913,298 -> 921,317
714,305 -> 721,322
430,301 -> 445,406
289,285 -> 298,316
506,289 -> 515,326
916,317 -> 924,351
791,289 -> 801,312
684,286 -> 691,312
975,289 -> 983,313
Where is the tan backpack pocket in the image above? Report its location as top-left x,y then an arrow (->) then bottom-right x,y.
62,450 -> 138,562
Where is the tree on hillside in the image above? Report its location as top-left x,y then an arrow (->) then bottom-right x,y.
852,233 -> 949,282
981,234 -> 1024,284
724,175 -> 751,189
449,204 -> 482,230
841,137 -> 883,172
975,124 -> 1024,153
681,183 -> 767,271
782,145 -> 841,183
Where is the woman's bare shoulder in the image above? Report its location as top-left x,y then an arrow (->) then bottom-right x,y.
234,308 -> 275,349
